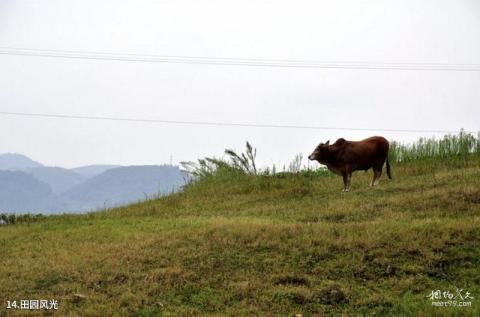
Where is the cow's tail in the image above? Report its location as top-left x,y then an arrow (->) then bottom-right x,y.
386,156 -> 392,179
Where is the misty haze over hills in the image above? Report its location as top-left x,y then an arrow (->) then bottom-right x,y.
72,165 -> 121,179
0,153 -> 185,214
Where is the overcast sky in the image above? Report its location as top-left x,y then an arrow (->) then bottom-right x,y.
1,0 -> 479,169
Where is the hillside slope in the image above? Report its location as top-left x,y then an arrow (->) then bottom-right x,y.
0,170 -> 64,213
62,165 -> 185,211
25,166 -> 85,195
0,156 -> 479,316
71,165 -> 120,179
0,153 -> 43,170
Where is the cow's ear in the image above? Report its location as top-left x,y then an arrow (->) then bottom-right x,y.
325,140 -> 330,145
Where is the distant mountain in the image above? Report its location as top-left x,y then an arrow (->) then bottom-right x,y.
0,170 -> 63,213
71,165 -> 120,179
63,165 -> 185,211
0,153 -> 43,170
25,166 -> 85,195
0,153 -> 186,213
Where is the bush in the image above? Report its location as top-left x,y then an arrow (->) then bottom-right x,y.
0,213 -> 45,225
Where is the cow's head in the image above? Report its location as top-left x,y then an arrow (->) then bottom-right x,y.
308,140 -> 330,162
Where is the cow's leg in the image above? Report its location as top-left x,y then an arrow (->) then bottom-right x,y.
342,173 -> 349,192
342,172 -> 351,192
370,165 -> 382,187
373,168 -> 382,186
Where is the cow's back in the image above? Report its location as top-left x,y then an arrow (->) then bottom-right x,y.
341,136 -> 389,169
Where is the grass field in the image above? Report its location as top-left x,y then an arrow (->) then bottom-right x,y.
1,139 -> 479,316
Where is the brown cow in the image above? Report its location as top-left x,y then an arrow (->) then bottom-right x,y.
308,136 -> 391,191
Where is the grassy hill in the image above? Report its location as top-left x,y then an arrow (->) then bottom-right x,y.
1,140 -> 479,316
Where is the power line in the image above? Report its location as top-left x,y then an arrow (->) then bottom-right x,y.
0,111 -> 472,134
1,46 -> 480,71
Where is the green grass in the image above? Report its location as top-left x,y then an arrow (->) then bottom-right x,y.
389,131 -> 480,163
1,153 -> 480,316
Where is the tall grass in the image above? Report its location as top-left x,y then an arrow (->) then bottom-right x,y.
180,142 -> 259,179
389,131 -> 480,163
181,132 -> 480,181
